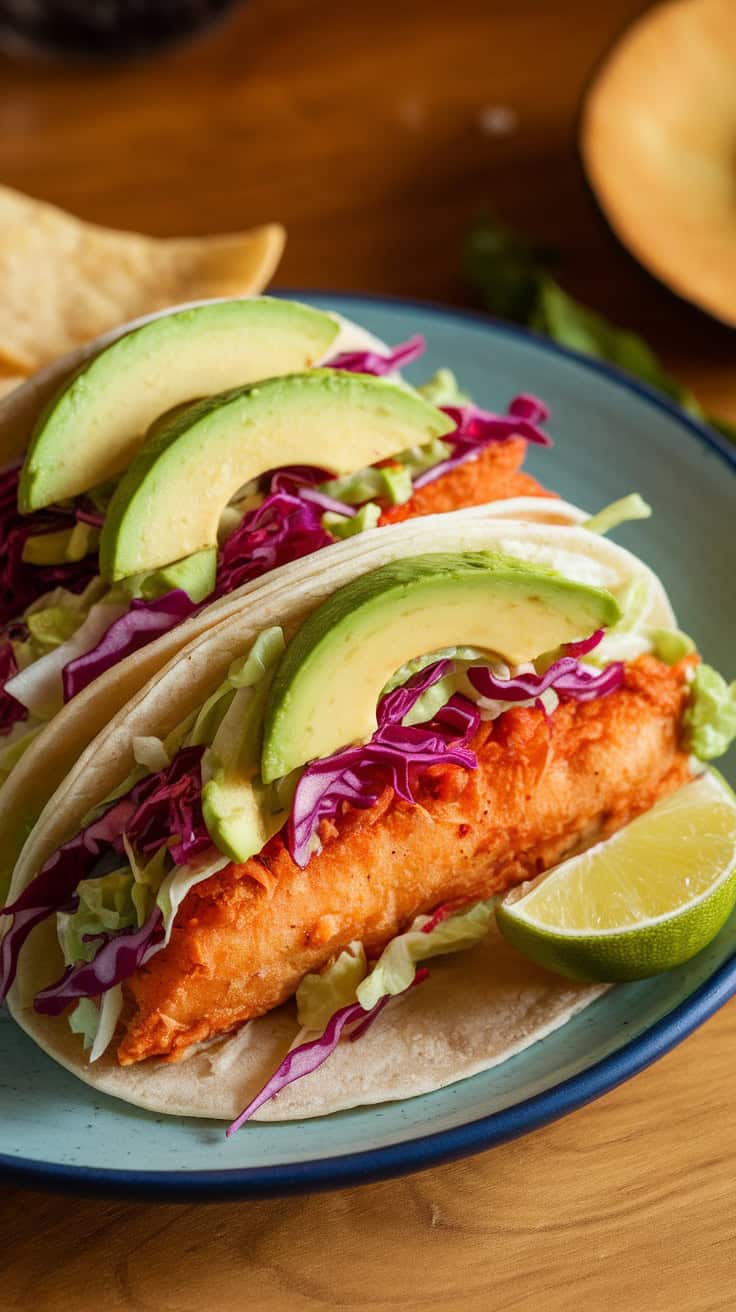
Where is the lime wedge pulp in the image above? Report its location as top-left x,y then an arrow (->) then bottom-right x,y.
496,771 -> 736,981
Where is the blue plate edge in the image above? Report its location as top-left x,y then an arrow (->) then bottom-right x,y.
282,288 -> 736,471
2,292 -> 734,1200
3,947 -> 735,1201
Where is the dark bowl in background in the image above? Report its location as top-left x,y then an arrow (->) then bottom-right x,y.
0,0 -> 241,60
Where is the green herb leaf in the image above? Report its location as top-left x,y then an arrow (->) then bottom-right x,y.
464,217 -> 735,443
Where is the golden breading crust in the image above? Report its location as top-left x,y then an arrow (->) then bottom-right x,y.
119,655 -> 693,1065
379,436 -> 552,524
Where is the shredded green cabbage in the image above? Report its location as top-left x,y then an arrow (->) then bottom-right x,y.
293,901 -> 494,1031
319,464 -> 412,507
69,998 -> 102,1051
416,368 -> 469,407
155,853 -> 229,949
584,494 -> 652,537
296,943 -> 368,1030
22,522 -> 99,566
323,503 -> 381,539
25,606 -> 85,655
396,437 -> 453,479
70,987 -> 124,1060
14,578 -> 109,665
357,900 -> 495,1010
586,576 -> 654,666
187,626 -> 285,749
57,871 -> 137,966
121,840 -> 169,927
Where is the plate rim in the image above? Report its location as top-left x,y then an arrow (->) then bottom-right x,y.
2,292 -> 734,1200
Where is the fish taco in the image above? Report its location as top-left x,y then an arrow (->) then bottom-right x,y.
0,297 -> 576,896
4,501 -> 733,1128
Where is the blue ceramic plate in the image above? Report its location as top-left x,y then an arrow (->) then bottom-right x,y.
1,294 -> 734,1200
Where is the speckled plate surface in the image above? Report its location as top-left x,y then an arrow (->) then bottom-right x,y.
1,293 -> 733,1200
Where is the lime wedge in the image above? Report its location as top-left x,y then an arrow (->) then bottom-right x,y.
496,771 -> 736,981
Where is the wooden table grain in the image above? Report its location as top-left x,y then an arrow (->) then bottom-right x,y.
0,2 -> 733,1308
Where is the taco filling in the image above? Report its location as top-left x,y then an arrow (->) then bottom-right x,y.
0,299 -> 554,786
3,529 -> 734,1129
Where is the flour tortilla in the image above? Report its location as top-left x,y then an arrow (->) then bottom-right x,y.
6,513 -> 670,1121
17,924 -> 607,1122
0,184 -> 285,378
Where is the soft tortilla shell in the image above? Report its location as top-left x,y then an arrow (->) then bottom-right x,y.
11,923 -> 606,1122
6,514 -> 667,1119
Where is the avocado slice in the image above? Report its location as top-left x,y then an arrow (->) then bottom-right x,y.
261,551 -> 621,782
119,548 -> 218,605
22,521 -> 99,565
19,298 -> 340,512
98,372 -> 455,580
202,627 -> 287,863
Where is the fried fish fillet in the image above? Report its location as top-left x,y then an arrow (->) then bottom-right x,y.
380,436 -> 551,523
118,655 -> 694,1065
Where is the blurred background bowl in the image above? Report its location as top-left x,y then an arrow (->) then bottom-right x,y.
0,0 -> 242,60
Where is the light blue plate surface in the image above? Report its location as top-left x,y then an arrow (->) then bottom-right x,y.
1,294 -> 734,1199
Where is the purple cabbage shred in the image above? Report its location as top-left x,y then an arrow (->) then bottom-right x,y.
0,640 -> 28,736
0,462 -> 99,629
0,746 -> 208,1005
413,393 -> 553,490
326,335 -> 426,376
563,629 -> 604,658
62,590 -> 198,702
226,967 -> 429,1134
0,794 -> 139,1005
468,652 -> 624,704
32,908 -> 165,1016
123,744 -> 210,867
287,662 -> 480,869
213,490 -> 334,600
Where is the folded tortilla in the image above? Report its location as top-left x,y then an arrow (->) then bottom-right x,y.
6,512 -> 673,1121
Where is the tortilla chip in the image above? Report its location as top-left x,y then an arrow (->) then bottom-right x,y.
0,184 -> 285,373
0,375 -> 24,400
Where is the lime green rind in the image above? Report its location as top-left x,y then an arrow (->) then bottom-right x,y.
496,869 -> 736,982
497,772 -> 736,982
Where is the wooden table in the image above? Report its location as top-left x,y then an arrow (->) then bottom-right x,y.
0,2 -> 734,1307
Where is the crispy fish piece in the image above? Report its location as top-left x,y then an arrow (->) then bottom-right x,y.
380,437 -> 551,523
119,655 -> 693,1065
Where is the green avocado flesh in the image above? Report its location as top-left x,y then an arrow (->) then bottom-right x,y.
203,683 -> 285,864
260,552 -> 621,783
98,371 -> 454,580
19,298 -> 340,512
121,547 -> 217,605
